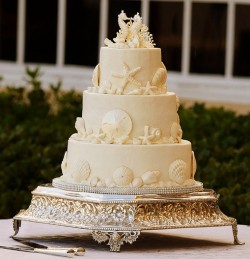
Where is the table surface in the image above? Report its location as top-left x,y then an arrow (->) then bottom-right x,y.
0,219 -> 249,258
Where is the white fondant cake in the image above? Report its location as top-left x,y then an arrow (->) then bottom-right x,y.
55,11 -> 200,192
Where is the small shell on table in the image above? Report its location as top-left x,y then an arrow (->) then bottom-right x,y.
113,166 -> 134,186
141,171 -> 160,185
169,160 -> 188,185
92,64 -> 100,87
102,109 -> 132,139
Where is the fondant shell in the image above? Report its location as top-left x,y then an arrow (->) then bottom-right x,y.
132,177 -> 143,188
75,117 -> 85,136
113,166 -> 134,186
67,158 -> 91,183
92,64 -> 100,87
191,151 -> 197,179
149,127 -> 161,141
152,68 -> 167,87
170,122 -> 183,141
141,171 -> 160,185
102,109 -> 132,139
61,152 -> 67,175
90,176 -> 99,187
169,160 -> 188,185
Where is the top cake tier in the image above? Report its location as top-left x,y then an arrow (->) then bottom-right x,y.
96,47 -> 166,95
90,11 -> 167,95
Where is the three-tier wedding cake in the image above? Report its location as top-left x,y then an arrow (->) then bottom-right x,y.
53,11 -> 202,194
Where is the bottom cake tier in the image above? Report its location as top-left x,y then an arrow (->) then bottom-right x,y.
58,139 -> 198,191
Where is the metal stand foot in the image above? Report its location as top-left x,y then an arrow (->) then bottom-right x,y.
92,231 -> 140,251
232,221 -> 245,245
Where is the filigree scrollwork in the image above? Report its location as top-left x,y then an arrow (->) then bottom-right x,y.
92,231 -> 140,251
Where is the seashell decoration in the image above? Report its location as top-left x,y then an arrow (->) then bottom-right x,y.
105,178 -> 115,187
191,151 -> 197,179
113,166 -> 134,186
102,109 -> 132,139
67,158 -> 91,183
90,176 -> 99,187
92,64 -> 100,87
99,80 -> 112,94
149,127 -> 161,141
141,171 -> 161,185
61,152 -> 67,175
151,68 -> 167,88
170,122 -> 183,143
169,160 -> 188,185
75,117 -> 86,137
132,177 -> 143,188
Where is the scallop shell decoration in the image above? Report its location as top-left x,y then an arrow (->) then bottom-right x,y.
169,160 -> 188,185
67,158 -> 91,183
152,68 -> 167,87
170,122 -> 183,142
102,109 -> 132,139
92,64 -> 100,87
113,166 -> 134,186
191,151 -> 197,179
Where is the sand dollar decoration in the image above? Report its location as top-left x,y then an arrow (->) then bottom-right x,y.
102,109 -> 132,139
169,160 -> 188,185
113,166 -> 134,186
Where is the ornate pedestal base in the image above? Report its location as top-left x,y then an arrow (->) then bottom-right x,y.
13,185 -> 244,251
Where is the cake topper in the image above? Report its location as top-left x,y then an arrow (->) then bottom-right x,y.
104,11 -> 155,48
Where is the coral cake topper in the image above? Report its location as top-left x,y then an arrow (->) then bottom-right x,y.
104,11 -> 155,48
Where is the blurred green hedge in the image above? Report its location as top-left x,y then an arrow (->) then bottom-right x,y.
0,68 -> 250,224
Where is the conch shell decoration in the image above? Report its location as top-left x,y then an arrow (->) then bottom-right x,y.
104,11 -> 155,49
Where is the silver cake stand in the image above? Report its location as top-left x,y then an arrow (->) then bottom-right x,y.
13,183 -> 244,252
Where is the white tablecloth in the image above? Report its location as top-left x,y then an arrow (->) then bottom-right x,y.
0,219 -> 249,258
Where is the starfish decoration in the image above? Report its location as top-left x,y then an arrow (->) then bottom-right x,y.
112,62 -> 141,94
138,126 -> 155,145
142,81 -> 157,95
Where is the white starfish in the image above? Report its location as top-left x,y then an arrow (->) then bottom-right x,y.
142,81 -> 157,95
112,62 -> 141,93
138,126 -> 155,145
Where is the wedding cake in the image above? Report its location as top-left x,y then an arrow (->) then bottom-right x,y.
53,11 -> 202,194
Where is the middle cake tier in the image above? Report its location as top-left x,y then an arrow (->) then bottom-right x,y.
81,91 -> 181,144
